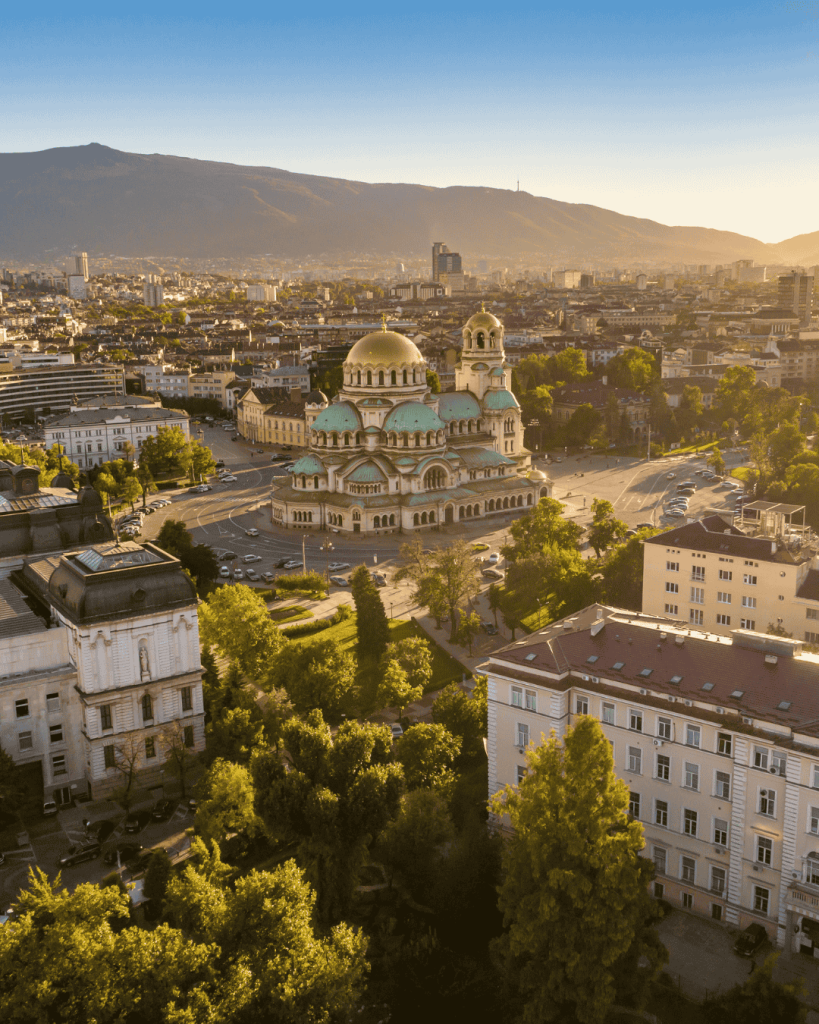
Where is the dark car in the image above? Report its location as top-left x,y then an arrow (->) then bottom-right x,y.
371,573 -> 387,587
103,842 -> 145,866
222,551 -> 237,561
151,798 -> 174,821
482,621 -> 499,636
482,567 -> 504,580
275,557 -> 293,568
85,819 -> 116,843
215,460 -> 225,468
734,922 -> 767,957
59,841 -> 101,868
124,810 -> 152,834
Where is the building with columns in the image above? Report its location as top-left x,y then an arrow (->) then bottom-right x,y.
486,603 -> 819,953
270,310 -> 550,533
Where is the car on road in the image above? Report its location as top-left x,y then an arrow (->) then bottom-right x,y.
104,843 -> 145,867
733,922 -> 767,957
328,562 -> 351,571
283,560 -> 303,570
255,449 -> 264,454
677,487 -> 695,496
215,460 -> 225,468
482,621 -> 498,635
233,568 -> 244,579
666,472 -> 675,479
219,566 -> 230,578
243,554 -> 262,563
274,557 -> 292,568
245,568 -> 260,581
488,552 -> 500,564
59,841 -> 101,868
482,568 -> 504,580
372,573 -> 387,587
85,819 -> 116,843
141,506 -> 156,514
636,522 -> 654,530
192,484 -> 211,493
221,475 -> 237,483
245,528 -> 259,537
221,551 -> 237,560
151,799 -> 174,821
666,509 -> 685,518
124,810 -> 152,834
43,798 -> 58,817
330,576 -> 349,586
262,572 -> 275,583
390,724 -> 404,740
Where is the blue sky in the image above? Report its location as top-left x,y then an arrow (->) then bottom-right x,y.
3,0 -> 818,242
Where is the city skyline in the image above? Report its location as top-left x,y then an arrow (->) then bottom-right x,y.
3,0 -> 818,245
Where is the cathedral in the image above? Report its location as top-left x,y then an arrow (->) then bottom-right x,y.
271,309 -> 551,534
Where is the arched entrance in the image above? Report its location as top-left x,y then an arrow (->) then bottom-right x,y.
445,506 -> 454,524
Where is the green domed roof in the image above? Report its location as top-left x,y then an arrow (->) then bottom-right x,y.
292,455 -> 326,475
346,329 -> 424,367
437,392 -> 482,421
464,309 -> 502,331
482,389 -> 519,411
346,461 -> 388,483
311,402 -> 362,433
383,402 -> 445,433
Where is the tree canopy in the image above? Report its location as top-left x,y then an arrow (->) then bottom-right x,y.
199,585 -> 285,681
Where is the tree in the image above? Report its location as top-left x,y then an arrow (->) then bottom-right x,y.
456,609 -> 482,655
188,437 -> 216,483
206,705 -> 265,765
195,758 -> 260,845
377,789 -> 455,896
381,636 -> 432,694
252,712 -> 404,923
426,368 -> 441,393
394,722 -> 461,794
161,719 -> 197,798
376,659 -> 422,719
112,734 -> 142,811
395,539 -> 480,642
199,584 -> 285,681
270,636 -> 357,721
119,474 -> 141,510
142,848 -> 172,911
139,425 -> 192,478
566,403 -> 602,446
488,583 -> 502,627
715,365 -> 756,426
702,954 -> 805,1024
349,564 -> 390,662
707,446 -> 726,476
135,461 -> 156,507
768,421 -> 806,478
504,496 -> 583,563
604,348 -> 658,392
676,384 -> 704,438
491,717 -> 665,1024
432,681 -> 486,759
601,532 -> 657,611
520,385 -> 554,449
588,498 -> 628,558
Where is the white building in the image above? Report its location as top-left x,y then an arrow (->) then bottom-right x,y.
67,276 -> 87,301
143,280 -> 164,308
247,284 -> 278,302
140,364 -> 190,398
251,364 -> 311,392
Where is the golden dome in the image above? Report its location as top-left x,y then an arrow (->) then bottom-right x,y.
464,308 -> 502,332
346,329 -> 424,367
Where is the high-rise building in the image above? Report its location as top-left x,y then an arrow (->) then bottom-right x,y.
431,242 -> 446,282
246,284 -> 277,302
67,252 -> 89,280
143,277 -> 164,307
778,272 -> 815,322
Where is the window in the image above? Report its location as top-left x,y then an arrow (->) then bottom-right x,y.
686,724 -> 701,748
666,582 -> 679,594
46,692 -> 60,713
629,709 -> 643,732
712,903 -> 722,920
666,561 -> 679,572
181,686 -> 192,712
18,731 -> 32,751
813,766 -> 819,790
511,686 -> 522,708
759,789 -> 776,817
656,753 -> 670,781
517,723 -> 529,748
141,694 -> 153,722
690,587 -> 704,604
754,746 -> 769,770
716,614 -> 731,626
184,725 -> 194,748
653,847 -> 667,874
664,604 -> 679,615
744,574 -> 757,586
715,770 -> 731,800
741,618 -> 756,630
717,592 -> 732,604
714,818 -> 728,846
754,885 -> 769,915
717,733 -> 732,757
655,799 -> 668,827
15,699 -> 29,719
576,696 -> 589,715
602,702 -> 615,725
104,744 -> 116,769
629,792 -> 640,818
628,746 -> 642,774
100,705 -> 113,731
690,609 -> 704,625
681,856 -> 696,883
145,737 -> 156,759
52,754 -> 67,777
807,608 -> 819,620
772,751 -> 786,777
806,632 -> 819,644
711,866 -> 726,894
684,808 -> 698,836
657,717 -> 672,740
719,569 -> 733,581
525,690 -> 536,712
742,596 -> 757,609
684,762 -> 699,790
49,724 -> 63,744
756,836 -> 773,866
516,765 -> 528,783
691,565 -> 705,582
682,892 -> 694,910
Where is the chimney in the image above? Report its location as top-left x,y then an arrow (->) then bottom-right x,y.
289,386 -> 303,405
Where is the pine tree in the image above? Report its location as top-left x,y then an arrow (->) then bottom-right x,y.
349,564 -> 390,662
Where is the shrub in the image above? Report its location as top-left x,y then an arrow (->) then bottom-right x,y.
282,619 -> 332,638
331,603 -> 353,623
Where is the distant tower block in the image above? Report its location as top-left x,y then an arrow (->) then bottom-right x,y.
68,252 -> 89,281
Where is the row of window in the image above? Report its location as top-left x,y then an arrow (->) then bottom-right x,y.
13,692 -> 60,719
18,722 -> 64,751
101,726 -> 194,767
99,688 -> 193,732
665,562 -> 757,586
665,581 -> 757,608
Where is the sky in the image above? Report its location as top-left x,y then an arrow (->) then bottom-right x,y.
3,0 -> 818,242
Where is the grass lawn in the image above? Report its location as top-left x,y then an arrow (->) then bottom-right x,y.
731,466 -> 754,482
288,612 -> 470,699
269,604 -> 313,624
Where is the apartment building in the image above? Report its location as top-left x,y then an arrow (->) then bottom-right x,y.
779,273 -> 815,323
140,364 -> 190,398
237,386 -> 309,446
641,512 -> 819,640
251,364 -> 311,392
43,402 -> 190,470
486,603 -> 819,951
0,363 -> 124,421
188,369 -> 237,410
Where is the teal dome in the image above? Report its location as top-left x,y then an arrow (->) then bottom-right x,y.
482,389 -> 519,411
346,461 -> 388,483
383,402 -> 445,433
292,455 -> 325,475
437,392 -> 481,421
311,402 -> 362,433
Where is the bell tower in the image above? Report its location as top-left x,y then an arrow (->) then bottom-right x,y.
457,305 -> 507,400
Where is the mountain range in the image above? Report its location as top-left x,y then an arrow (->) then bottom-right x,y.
0,143 -> 817,266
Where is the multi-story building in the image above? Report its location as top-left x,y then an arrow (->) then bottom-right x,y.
237,386 -> 309,447
553,270 -> 583,289
68,253 -> 89,280
250,364 -> 311,392
486,603 -> 819,951
0,463 -> 204,805
143,280 -> 164,308
43,399 -> 190,470
0,363 -> 124,421
641,511 -> 819,639
139,364 -> 190,398
246,284 -> 277,302
551,381 -> 650,443
188,369 -> 238,410
778,273 -> 815,323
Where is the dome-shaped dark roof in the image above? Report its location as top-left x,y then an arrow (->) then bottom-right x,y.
51,472 -> 76,491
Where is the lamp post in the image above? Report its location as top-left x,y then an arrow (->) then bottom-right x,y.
320,538 -> 334,578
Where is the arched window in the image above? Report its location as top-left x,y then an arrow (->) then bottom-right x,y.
301,475 -> 306,488
477,331 -> 485,349
331,432 -> 338,447
426,431 -> 434,446
389,514 -> 395,526
356,432 -> 363,445
421,512 -> 428,525
374,516 -> 380,528
379,371 -> 384,386
314,476 -> 319,489
429,511 -> 435,523
424,467 -> 446,490
459,421 -> 464,434
367,371 -> 372,386
414,432 -> 421,447
141,694 -> 153,722
402,433 -> 408,447
344,433 -> 351,446
413,513 -> 420,526
403,370 -> 408,385
459,506 -> 464,519
357,371 -> 361,385
391,370 -> 397,386
488,499 -> 495,511
527,493 -> 533,505
308,511 -> 313,522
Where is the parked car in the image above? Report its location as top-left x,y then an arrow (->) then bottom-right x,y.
222,551 -> 237,561
482,621 -> 499,635
215,460 -> 225,468
221,475 -> 237,483
124,810 -> 152,834
243,554 -> 262,563
329,576 -> 349,586
372,573 -> 387,587
666,472 -> 676,479
328,562 -> 351,571
104,842 -> 145,866
283,560 -> 303,570
488,552 -> 501,564
482,568 -> 504,580
734,922 -> 767,957
42,799 -> 58,817
390,724 -> 404,740
151,798 -> 174,821
275,557 -> 292,568
233,568 -> 244,579
192,484 -> 211,493
245,528 -> 259,537
219,566 -> 230,578
262,572 -> 275,583
245,569 -> 260,581
59,842 -> 101,868
84,819 -> 116,843
636,522 -> 654,530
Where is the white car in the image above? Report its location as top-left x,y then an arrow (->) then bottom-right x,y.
245,528 -> 259,537
219,566 -> 230,578
233,568 -> 244,579
221,475 -> 237,483
243,554 -> 262,563
283,560 -> 303,570
329,576 -> 349,586
192,484 -> 210,493
328,562 -> 351,572
488,552 -> 500,564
